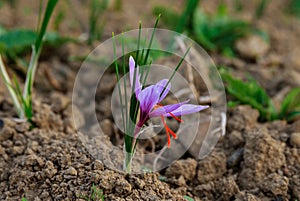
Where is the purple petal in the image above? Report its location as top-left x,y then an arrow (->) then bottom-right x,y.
129,56 -> 141,96
137,85 -> 160,115
154,79 -> 171,102
149,100 -> 190,117
165,104 -> 209,117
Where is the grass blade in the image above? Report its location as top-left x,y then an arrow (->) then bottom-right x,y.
35,0 -> 58,53
0,55 -> 23,117
160,46 -> 191,97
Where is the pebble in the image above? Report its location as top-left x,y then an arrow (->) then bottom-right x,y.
235,35 -> 270,59
65,166 -> 77,176
227,148 -> 244,168
290,133 -> 300,148
0,119 -> 4,130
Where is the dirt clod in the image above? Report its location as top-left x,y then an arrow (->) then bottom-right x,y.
290,133 -> 300,148
165,158 -> 197,181
259,173 -> 289,197
197,150 -> 227,184
238,127 -> 286,189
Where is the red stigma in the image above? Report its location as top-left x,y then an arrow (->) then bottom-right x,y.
161,115 -> 177,148
169,112 -> 183,122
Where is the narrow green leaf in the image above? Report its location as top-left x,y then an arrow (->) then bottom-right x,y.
221,69 -> 277,121
35,0 -> 58,53
183,195 -> 194,201
280,88 -> 300,119
160,46 -> 191,97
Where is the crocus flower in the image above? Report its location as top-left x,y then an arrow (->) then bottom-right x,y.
129,56 -> 209,147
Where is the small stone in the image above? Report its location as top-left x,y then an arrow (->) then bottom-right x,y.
177,175 -> 186,186
227,148 -> 244,168
40,191 -> 50,199
290,133 -> 300,148
65,167 -> 77,176
44,161 -> 57,178
93,160 -> 104,171
12,146 -> 25,155
0,119 -> 4,130
235,35 -> 270,59
15,122 -> 30,133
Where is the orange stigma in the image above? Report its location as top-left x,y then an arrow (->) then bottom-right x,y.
161,115 -> 177,148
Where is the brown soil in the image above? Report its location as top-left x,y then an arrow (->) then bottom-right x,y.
0,0 -> 300,200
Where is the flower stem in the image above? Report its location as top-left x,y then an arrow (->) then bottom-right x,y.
124,149 -> 134,174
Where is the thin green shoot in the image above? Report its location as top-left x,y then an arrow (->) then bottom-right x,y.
78,184 -> 104,201
287,0 -> 300,18
88,0 -> 108,44
140,14 -> 160,87
183,195 -> 194,201
255,0 -> 269,19
0,0 -> 58,121
160,46 -> 192,98
0,56 -> 23,117
112,32 -> 125,132
221,68 -> 300,122
143,14 -> 160,65
114,0 -> 122,11
175,0 -> 200,33
122,33 -> 128,128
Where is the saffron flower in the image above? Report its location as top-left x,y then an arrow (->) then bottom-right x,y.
129,56 -> 209,148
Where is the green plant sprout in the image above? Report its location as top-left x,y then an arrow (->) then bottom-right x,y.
0,28 -> 74,69
78,184 -> 105,201
221,68 -> 300,121
88,0 -> 108,45
0,0 -> 58,121
287,0 -> 300,18
154,1 -> 268,56
183,195 -> 195,201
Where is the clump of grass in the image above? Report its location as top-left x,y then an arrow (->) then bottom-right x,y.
0,0 -> 58,122
88,0 -> 108,45
154,1 -> 268,56
287,0 -> 300,18
193,3 -> 251,56
221,68 -> 300,122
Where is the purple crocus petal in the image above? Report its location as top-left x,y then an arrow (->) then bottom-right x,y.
155,79 -> 171,102
149,100 -> 190,117
137,85 -> 160,117
165,104 -> 209,117
129,56 -> 142,96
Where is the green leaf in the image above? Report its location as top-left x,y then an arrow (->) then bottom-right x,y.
183,196 -> 194,201
287,0 -> 300,18
280,88 -> 300,120
35,0 -> 58,53
0,29 -> 36,54
193,7 -> 250,53
221,69 -> 277,121
0,29 -> 74,57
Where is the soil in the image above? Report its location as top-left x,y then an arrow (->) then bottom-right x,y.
0,0 -> 300,200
